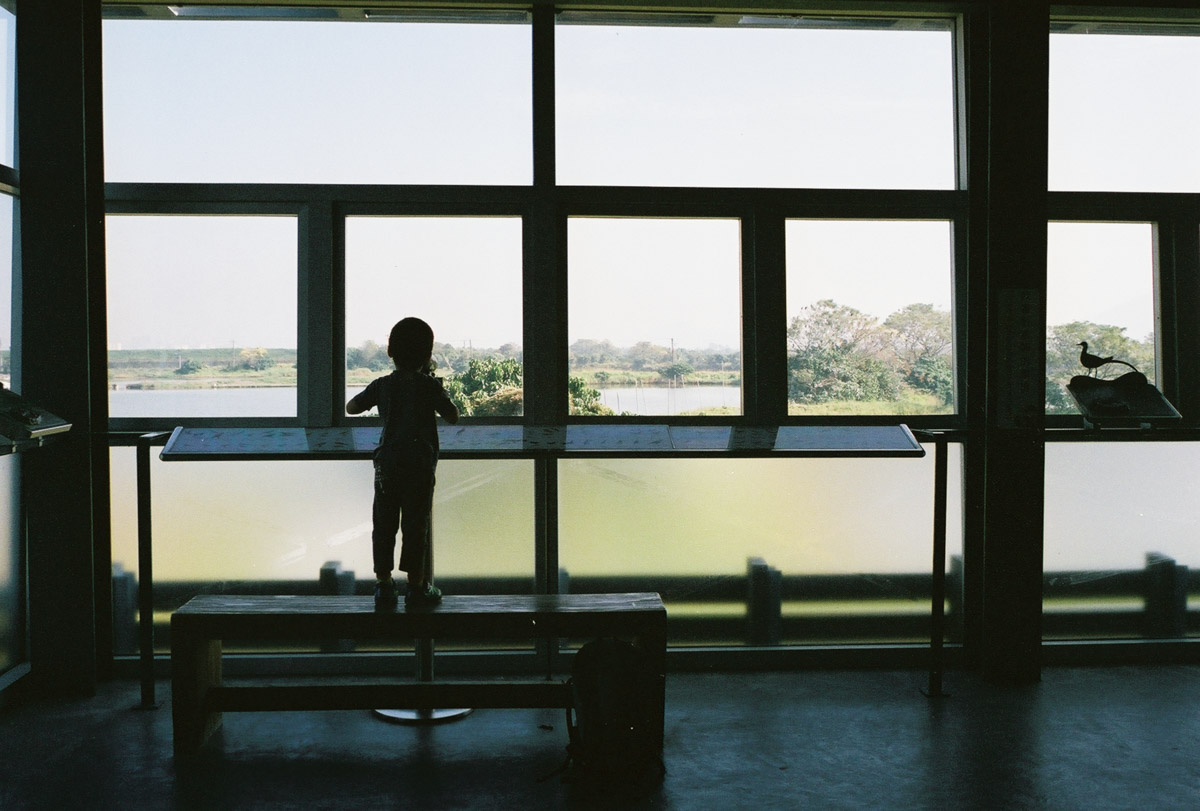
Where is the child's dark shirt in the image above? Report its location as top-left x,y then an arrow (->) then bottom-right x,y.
356,370 -> 456,469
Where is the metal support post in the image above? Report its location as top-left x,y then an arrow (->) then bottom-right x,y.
925,433 -> 950,697
135,432 -> 168,709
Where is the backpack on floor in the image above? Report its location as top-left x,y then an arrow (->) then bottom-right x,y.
559,637 -> 665,794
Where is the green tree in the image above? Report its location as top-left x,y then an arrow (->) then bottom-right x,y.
457,357 -> 522,400
441,356 -> 610,416
881,303 -> 954,403
883,303 -> 952,371
346,340 -> 391,372
569,338 -> 618,368
627,341 -> 669,371
660,361 -> 694,382
471,387 -> 523,416
231,347 -> 275,372
568,375 -> 613,415
787,300 -> 898,404
907,356 -> 954,405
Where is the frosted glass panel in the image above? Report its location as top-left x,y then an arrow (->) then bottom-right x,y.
0,456 -> 19,672
1044,443 -> 1200,640
0,195 -> 10,385
110,451 -> 534,652
559,451 -> 963,645
110,452 -> 534,581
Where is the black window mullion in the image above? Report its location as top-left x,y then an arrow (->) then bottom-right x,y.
1157,207 -> 1200,425
298,198 -> 335,427
525,5 -> 566,424
744,208 -> 786,423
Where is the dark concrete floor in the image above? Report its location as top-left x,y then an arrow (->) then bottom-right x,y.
1,666 -> 1198,809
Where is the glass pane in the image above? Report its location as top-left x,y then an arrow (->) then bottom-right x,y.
344,217 -> 524,417
106,215 -> 298,418
1046,222 -> 1155,415
556,19 -> 956,188
0,7 -> 13,167
559,451 -> 963,646
103,18 -> 531,184
0,455 -> 18,672
786,220 -> 955,415
0,195 -> 10,385
1044,443 -> 1200,640
1050,30 -> 1200,192
567,218 -> 742,416
110,450 -> 534,654
0,197 -> 13,670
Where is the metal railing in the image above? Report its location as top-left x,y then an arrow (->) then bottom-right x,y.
113,553 -> 1198,658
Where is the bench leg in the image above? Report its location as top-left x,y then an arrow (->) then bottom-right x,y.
172,631 -> 222,758
635,627 -> 668,757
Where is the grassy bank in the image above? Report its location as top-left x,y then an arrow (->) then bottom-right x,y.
109,348 -> 297,389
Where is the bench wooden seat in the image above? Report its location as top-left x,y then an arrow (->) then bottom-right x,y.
171,592 -> 667,757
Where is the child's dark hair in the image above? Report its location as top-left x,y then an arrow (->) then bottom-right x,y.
387,317 -> 435,372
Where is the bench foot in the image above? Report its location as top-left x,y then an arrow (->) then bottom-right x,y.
373,707 -> 474,724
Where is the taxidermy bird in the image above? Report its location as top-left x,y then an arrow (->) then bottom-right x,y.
1078,342 -> 1139,376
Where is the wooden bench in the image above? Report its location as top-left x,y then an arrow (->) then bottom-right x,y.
171,592 -> 667,757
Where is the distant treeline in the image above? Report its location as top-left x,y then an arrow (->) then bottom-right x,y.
109,347 -> 297,372
104,309 -> 1151,416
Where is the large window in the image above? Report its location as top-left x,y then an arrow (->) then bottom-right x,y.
556,16 -> 956,189
103,16 -> 532,184
567,218 -> 742,417
1045,222 -> 1156,415
102,7 -> 968,659
786,220 -> 956,415
1046,21 -> 1197,645
344,216 -> 524,416
105,215 -> 298,418
0,6 -> 12,168
1050,26 -> 1200,192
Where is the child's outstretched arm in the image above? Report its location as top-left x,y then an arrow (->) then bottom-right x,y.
346,391 -> 370,415
439,399 -> 460,425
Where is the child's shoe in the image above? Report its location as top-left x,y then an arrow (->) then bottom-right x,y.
374,578 -> 398,611
405,583 -> 443,609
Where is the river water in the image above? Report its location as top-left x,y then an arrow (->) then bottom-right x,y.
108,384 -> 739,418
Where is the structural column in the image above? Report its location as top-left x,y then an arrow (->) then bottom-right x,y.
15,1 -> 107,695
979,1 -> 1050,684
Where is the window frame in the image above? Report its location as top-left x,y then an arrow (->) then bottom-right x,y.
99,5 -> 980,664
1044,191 -> 1200,430
102,7 -> 970,432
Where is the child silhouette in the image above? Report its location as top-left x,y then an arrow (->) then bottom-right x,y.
347,317 -> 459,609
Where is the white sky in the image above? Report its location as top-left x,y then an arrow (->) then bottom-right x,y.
96,20 -> 1193,352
